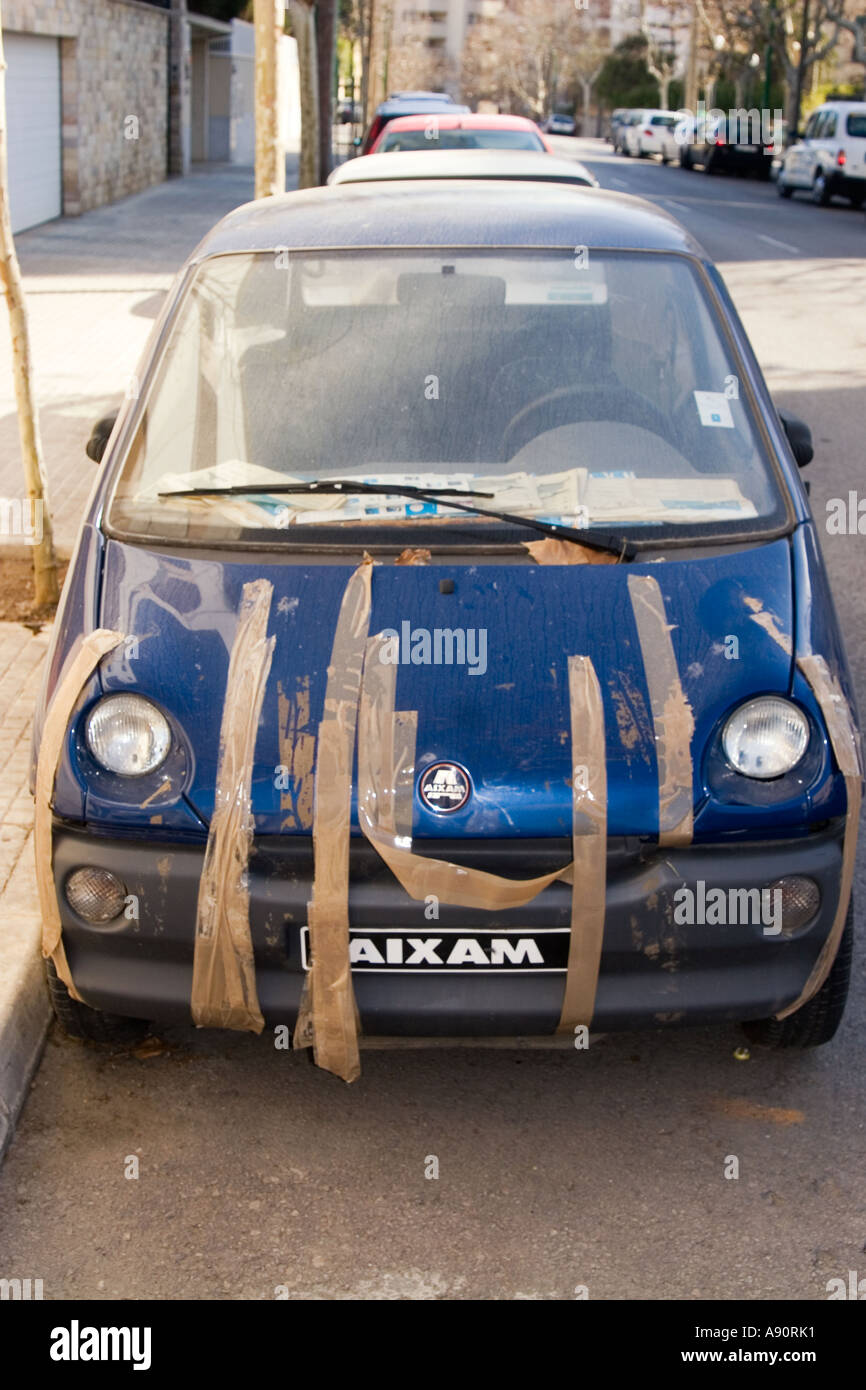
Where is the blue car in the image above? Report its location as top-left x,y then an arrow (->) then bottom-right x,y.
32,181 -> 860,1080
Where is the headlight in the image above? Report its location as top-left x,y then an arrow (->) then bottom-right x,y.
722,697 -> 809,780
85,694 -> 171,777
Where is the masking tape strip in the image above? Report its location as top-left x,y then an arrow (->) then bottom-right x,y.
627,574 -> 695,847
293,558 -> 373,1081
359,633 -> 572,910
191,579 -> 274,1032
557,655 -> 607,1032
35,628 -> 126,997
392,711 -> 418,841
775,654 -> 862,1019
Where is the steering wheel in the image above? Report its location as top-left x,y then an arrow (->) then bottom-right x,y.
501,381 -> 673,459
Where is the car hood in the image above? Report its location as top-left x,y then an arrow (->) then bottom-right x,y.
94,538 -> 795,840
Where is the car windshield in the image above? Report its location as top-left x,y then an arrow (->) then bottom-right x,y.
381,128 -> 543,151
108,248 -> 787,545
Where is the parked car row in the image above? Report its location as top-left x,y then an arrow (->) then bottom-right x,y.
611,100 -> 866,209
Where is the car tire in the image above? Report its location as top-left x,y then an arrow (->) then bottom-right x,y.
660,152 -> 669,165
45,957 -> 151,1045
777,175 -> 793,198
742,899 -> 853,1049
680,148 -> 693,170
811,170 -> 832,206
703,152 -> 716,174
850,195 -> 864,209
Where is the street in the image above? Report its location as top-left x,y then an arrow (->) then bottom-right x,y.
0,141 -> 864,1302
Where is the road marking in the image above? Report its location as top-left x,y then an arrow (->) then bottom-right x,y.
664,199 -> 690,212
609,177 -> 628,189
756,232 -> 800,253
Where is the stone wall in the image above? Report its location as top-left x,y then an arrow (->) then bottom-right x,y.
4,0 -> 169,214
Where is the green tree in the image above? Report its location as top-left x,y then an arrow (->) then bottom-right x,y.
596,35 -> 660,110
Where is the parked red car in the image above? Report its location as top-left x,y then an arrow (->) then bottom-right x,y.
370,112 -> 553,154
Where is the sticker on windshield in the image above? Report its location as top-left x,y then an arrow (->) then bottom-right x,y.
694,391 -> 735,429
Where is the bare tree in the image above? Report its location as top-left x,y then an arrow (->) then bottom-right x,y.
316,0 -> 337,179
0,6 -> 58,607
463,0 -> 596,117
255,0 -> 287,197
641,0 -> 689,108
288,0 -> 321,185
747,0 -> 846,127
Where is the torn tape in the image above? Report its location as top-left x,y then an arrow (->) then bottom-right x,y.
627,574 -> 695,846
524,538 -> 619,566
557,656 -> 607,1032
776,655 -> 862,1018
293,558 -> 374,1082
191,579 -> 274,1032
35,628 -> 126,996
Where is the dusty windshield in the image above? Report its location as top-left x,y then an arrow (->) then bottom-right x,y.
108,248 -> 786,544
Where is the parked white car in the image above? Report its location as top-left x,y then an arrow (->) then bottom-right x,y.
777,101 -> 866,206
624,110 -> 682,161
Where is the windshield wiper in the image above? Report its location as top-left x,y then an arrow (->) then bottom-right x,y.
159,478 -> 636,559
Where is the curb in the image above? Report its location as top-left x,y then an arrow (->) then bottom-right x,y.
0,831 -> 50,1161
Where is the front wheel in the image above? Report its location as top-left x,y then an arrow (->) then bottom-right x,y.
777,175 -> 793,198
45,957 -> 151,1044
742,899 -> 853,1049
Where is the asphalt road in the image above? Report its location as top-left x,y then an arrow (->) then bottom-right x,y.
1,142 -> 864,1302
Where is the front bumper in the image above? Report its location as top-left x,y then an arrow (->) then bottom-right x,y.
52,822 -> 846,1036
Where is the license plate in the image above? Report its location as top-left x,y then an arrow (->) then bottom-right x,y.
299,926 -> 569,973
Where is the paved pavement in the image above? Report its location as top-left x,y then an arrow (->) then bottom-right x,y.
0,162 -> 295,557
0,142 -> 864,1300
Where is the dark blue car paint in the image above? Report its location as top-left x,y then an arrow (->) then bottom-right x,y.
31,184 -> 858,1033
49,536 -> 843,845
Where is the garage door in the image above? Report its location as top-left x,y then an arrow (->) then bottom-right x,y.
5,33 -> 61,233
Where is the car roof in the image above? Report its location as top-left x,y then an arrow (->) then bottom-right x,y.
374,96 -> 470,118
379,112 -> 542,132
193,181 -> 705,261
329,150 -> 596,187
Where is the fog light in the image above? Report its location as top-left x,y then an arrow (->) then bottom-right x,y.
65,867 -> 127,923
766,876 -> 820,937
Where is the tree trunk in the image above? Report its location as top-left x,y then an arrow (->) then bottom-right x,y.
289,0 -> 320,187
254,0 -> 286,198
315,0 -> 336,182
0,10 -> 58,607
360,0 -> 375,128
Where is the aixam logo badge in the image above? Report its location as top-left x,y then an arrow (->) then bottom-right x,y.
419,761 -> 471,813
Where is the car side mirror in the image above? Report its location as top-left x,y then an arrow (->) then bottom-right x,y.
778,409 -> 813,467
86,414 -> 117,464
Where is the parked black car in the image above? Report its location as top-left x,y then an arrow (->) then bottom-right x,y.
680,113 -> 774,179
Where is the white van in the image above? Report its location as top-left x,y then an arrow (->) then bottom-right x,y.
777,101 -> 866,206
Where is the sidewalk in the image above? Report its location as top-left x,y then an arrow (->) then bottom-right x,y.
0,622 -> 52,1158
0,159 -> 297,558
